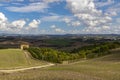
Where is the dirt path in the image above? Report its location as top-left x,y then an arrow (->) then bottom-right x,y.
24,51 -> 31,65
0,63 -> 54,73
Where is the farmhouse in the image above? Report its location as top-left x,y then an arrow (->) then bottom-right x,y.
20,42 -> 29,50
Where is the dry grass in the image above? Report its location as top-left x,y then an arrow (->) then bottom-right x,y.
0,49 -> 120,80
0,59 -> 120,80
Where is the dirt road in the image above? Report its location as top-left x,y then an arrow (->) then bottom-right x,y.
0,63 -> 54,73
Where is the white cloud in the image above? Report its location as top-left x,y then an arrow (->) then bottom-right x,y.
66,0 -> 113,33
95,0 -> 114,8
42,0 -> 60,3
106,3 -> 120,15
50,25 -> 65,33
41,15 -> 62,22
55,28 -> 64,33
16,0 -> 24,2
6,2 -> 49,13
11,20 -> 26,29
1,0 -> 120,34
5,0 -> 62,13
0,12 -> 7,23
50,25 -> 56,28
63,17 -> 72,24
66,0 -> 100,27
63,17 -> 81,27
41,15 -> 75,26
105,12 -> 117,16
71,21 -> 81,27
66,0 -> 96,14
102,26 -> 110,30
82,25 -> 114,34
28,19 -> 41,28
0,12 -> 42,34
0,12 -> 8,31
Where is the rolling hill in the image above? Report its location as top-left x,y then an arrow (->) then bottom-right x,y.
0,48 -> 120,80
94,48 -> 120,61
0,49 -> 48,69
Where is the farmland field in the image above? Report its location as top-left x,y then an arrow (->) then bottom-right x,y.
0,49 -> 48,69
0,49 -> 120,80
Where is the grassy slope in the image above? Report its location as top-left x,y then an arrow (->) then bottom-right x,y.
0,49 -> 120,80
0,49 -> 48,69
94,48 -> 120,61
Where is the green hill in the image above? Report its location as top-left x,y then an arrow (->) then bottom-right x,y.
94,48 -> 120,61
0,49 -> 48,69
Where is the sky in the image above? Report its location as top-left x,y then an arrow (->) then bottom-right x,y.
0,0 -> 120,34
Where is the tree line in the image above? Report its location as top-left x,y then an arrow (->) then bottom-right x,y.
27,42 -> 120,63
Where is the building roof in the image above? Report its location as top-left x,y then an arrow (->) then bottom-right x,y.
20,41 -> 29,45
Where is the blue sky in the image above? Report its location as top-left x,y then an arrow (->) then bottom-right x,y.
0,0 -> 120,34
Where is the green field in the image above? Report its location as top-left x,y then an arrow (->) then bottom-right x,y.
0,49 -> 48,69
45,39 -> 72,46
0,49 -> 120,80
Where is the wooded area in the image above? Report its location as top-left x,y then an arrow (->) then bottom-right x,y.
27,42 -> 120,63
